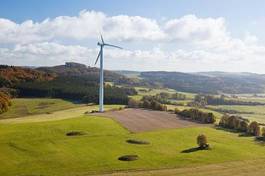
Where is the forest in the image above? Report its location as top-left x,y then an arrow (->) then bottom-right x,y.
0,63 -> 138,105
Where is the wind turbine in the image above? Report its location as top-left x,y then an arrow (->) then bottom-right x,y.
94,35 -> 122,112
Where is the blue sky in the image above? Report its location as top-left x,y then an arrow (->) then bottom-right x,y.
1,0 -> 264,36
1,0 -> 265,72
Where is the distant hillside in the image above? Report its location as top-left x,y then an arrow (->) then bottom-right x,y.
3,63 -> 264,95
0,63 -> 138,105
0,65 -> 55,87
140,71 -> 265,94
37,62 -> 141,86
114,70 -> 141,78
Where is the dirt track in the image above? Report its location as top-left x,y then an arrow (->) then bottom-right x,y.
95,108 -> 207,132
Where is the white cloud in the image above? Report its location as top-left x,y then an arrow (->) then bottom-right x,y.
164,15 -> 228,41
1,10 -> 265,73
104,15 -> 165,41
0,42 -> 95,66
0,10 -> 165,44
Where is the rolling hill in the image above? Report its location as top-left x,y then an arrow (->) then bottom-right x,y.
0,63 -> 138,105
118,71 -> 265,94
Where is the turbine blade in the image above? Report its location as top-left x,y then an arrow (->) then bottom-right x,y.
100,34 -> 104,44
94,50 -> 101,65
104,43 -> 123,49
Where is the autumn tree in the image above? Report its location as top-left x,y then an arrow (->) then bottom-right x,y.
197,134 -> 209,149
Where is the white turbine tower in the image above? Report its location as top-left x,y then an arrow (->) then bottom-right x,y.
94,35 -> 122,112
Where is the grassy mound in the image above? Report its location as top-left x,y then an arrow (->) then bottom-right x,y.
118,155 -> 139,161
66,131 -> 86,136
126,139 -> 150,145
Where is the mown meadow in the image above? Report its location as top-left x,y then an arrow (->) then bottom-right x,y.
1,114 -> 265,176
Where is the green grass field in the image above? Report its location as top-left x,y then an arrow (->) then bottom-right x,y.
1,114 -> 265,176
1,97 -> 265,175
130,87 -> 195,101
0,98 -> 124,123
0,98 -> 83,119
227,95 -> 265,103
101,158 -> 265,176
208,105 -> 265,123
0,105 -> 124,124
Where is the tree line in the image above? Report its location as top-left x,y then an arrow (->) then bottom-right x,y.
128,92 -> 187,111
192,94 -> 265,106
128,95 -> 167,111
158,92 -> 186,101
0,64 -> 140,105
175,108 -> 216,124
219,114 -> 265,137
16,76 -> 137,105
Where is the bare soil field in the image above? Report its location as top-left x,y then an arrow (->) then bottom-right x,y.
95,108 -> 208,132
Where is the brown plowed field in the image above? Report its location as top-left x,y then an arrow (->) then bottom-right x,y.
94,108 -> 208,132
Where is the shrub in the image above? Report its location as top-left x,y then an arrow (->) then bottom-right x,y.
127,95 -> 167,111
256,127 -> 265,141
0,91 -> 12,114
141,97 -> 167,111
239,120 -> 249,132
174,108 -> 181,114
206,113 -> 215,123
248,121 -> 260,136
197,134 -> 209,149
262,127 -> 265,137
160,104 -> 167,111
219,114 -> 229,127
219,115 -> 249,132
128,99 -> 141,108
142,100 -> 151,109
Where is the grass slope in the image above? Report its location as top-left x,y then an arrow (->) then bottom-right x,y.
0,98 -> 83,119
208,105 -> 265,123
130,87 -> 195,101
101,159 -> 265,176
0,98 -> 124,123
0,105 -> 124,124
0,116 -> 265,176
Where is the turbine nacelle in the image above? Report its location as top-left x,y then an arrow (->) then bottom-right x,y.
94,35 -> 123,65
